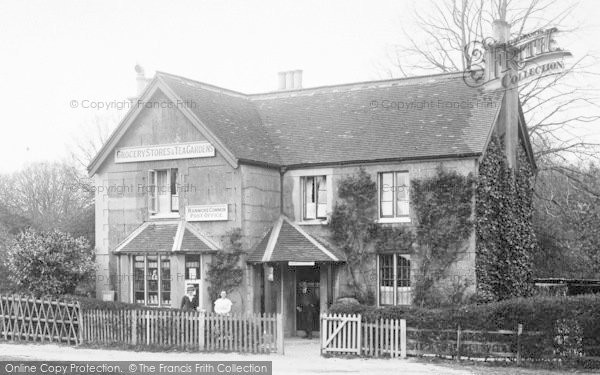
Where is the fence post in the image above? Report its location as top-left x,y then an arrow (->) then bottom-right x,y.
199,311 -> 205,351
517,323 -> 523,365
456,325 -> 461,362
146,310 -> 150,346
400,319 -> 406,359
276,313 -> 284,355
77,303 -> 83,346
356,314 -> 362,356
131,310 -> 137,346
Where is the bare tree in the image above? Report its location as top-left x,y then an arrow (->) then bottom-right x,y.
68,111 -> 119,170
0,162 -> 94,244
383,0 -> 600,196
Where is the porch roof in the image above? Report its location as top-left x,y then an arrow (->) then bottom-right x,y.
114,221 -> 219,253
247,216 -> 346,263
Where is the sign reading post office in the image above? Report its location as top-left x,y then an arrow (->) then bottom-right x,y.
115,142 -> 215,163
186,204 -> 229,222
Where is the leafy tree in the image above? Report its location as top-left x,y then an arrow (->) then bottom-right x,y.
206,228 -> 244,300
330,168 -> 378,303
4,229 -> 94,297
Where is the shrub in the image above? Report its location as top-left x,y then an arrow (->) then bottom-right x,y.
4,229 -> 94,297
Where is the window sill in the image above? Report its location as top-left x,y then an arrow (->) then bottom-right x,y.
298,219 -> 328,226
376,217 -> 411,224
149,213 -> 180,220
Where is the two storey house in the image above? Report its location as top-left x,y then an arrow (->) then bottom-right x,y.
89,64 -> 535,337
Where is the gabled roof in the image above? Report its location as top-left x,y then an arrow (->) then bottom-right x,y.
114,221 -> 218,253
88,71 -> 512,175
247,216 -> 345,263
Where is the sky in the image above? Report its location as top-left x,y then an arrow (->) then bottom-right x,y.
0,0 -> 598,173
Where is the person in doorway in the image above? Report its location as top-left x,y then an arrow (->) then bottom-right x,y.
297,281 -> 316,339
214,290 -> 233,315
180,285 -> 198,311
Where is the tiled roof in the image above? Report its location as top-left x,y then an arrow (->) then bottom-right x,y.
247,216 -> 346,263
157,71 -> 503,167
118,222 -> 178,252
158,74 -> 283,166
115,221 -> 218,253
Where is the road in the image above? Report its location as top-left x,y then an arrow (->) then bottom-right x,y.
0,340 -> 596,375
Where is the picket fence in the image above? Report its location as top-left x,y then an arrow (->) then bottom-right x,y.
0,295 -> 80,345
80,309 -> 283,353
0,295 -> 283,354
321,313 -> 407,358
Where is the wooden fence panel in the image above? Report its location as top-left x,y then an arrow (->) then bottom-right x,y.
321,313 -> 406,359
1,295 -> 283,354
0,295 -> 80,345
79,309 -> 281,354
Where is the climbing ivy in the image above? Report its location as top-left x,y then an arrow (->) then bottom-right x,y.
206,228 -> 244,300
329,168 -> 378,304
475,136 -> 536,302
410,166 -> 475,307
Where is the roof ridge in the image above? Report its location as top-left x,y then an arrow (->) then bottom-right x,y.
249,71 -> 466,98
156,71 -> 249,98
156,70 -> 466,98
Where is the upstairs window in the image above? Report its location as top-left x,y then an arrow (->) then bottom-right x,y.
379,171 -> 409,219
302,176 -> 327,220
148,169 -> 179,215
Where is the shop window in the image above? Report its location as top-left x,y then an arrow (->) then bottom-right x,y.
148,168 -> 179,215
302,176 -> 327,220
379,171 -> 409,219
378,254 -> 412,306
131,254 -> 172,307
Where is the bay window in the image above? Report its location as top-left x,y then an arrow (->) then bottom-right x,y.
132,254 -> 172,307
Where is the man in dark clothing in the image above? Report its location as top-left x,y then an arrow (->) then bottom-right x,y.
180,286 -> 198,311
297,282 -> 317,339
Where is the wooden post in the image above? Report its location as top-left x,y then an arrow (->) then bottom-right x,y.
356,314 -> 362,356
276,313 -> 284,355
456,325 -> 461,362
400,319 -> 406,359
131,310 -> 137,345
198,311 -> 205,351
517,323 -> 523,365
77,303 -> 83,346
146,310 -> 150,346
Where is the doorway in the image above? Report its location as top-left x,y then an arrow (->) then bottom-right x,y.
295,266 -> 320,336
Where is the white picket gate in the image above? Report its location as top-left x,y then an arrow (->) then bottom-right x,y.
320,313 -> 406,358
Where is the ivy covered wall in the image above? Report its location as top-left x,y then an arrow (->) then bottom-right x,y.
475,135 -> 537,302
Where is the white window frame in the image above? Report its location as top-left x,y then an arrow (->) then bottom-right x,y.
377,253 -> 412,306
184,254 -> 203,311
378,171 -> 411,223
131,254 -> 172,307
301,175 -> 327,221
147,168 -> 179,217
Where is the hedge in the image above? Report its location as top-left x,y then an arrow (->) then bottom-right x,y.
330,294 -> 600,363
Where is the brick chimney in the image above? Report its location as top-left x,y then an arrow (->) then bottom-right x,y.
135,64 -> 149,96
484,20 -> 519,170
277,70 -> 303,90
